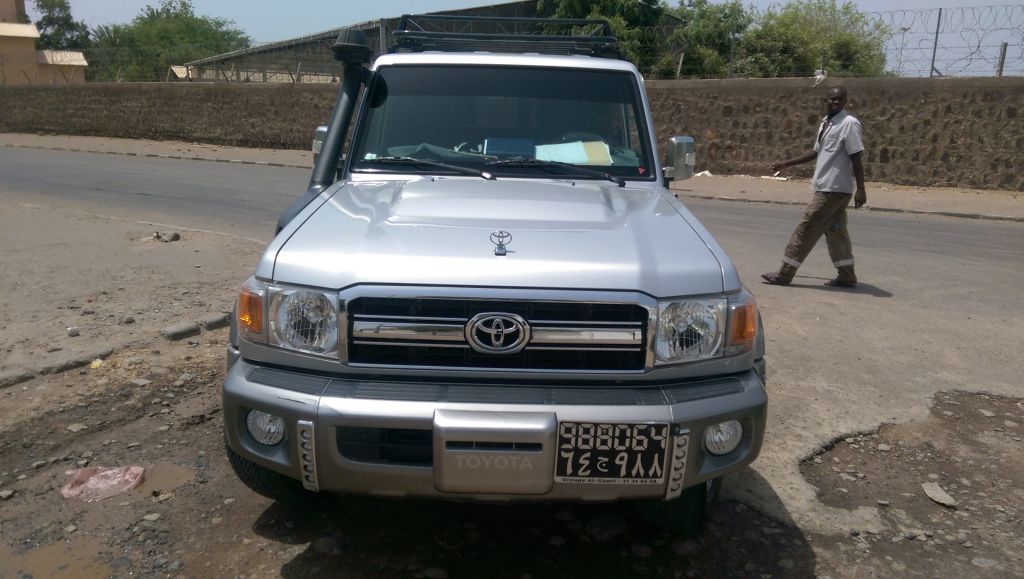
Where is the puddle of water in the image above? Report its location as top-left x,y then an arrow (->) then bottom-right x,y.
75,463 -> 195,532
133,462 -> 193,495
0,538 -> 112,579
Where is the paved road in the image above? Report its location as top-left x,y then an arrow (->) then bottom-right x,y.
4,146 -> 1021,533
690,195 -> 1022,530
0,147 -> 306,240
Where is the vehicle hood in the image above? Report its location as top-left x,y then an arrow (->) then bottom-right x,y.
270,178 -> 727,297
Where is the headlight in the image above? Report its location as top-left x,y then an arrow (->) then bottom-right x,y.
235,278 -> 341,358
269,288 -> 339,356
654,291 -> 760,365
655,299 -> 726,364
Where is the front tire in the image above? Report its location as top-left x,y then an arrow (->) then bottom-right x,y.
224,434 -> 319,506
638,477 -> 721,537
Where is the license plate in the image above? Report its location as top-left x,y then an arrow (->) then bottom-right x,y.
555,422 -> 669,485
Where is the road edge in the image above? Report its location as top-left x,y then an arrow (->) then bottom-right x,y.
5,143 -> 1021,222
674,193 -> 1024,223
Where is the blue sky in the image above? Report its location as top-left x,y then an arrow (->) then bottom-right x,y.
28,0 -> 1006,43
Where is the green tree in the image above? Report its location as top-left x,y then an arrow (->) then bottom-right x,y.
537,0 -> 669,75
32,0 -> 90,50
540,0 -> 664,25
734,0 -> 889,78
656,0 -> 753,78
87,0 -> 249,82
88,23 -> 132,81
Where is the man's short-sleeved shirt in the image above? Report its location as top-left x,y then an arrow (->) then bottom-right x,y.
812,110 -> 864,194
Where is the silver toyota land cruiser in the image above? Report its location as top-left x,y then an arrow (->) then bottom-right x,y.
224,15 -> 766,534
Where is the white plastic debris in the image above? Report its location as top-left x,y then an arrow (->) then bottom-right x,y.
61,466 -> 145,502
693,170 -> 713,177
921,482 -> 957,508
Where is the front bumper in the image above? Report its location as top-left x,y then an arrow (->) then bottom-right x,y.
223,357 -> 767,502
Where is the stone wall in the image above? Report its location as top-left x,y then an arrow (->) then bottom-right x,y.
0,83 -> 338,149
0,77 -> 1021,190
647,77 -> 1023,191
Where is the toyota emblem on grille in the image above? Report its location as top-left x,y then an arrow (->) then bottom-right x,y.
465,313 -> 530,354
490,230 -> 512,256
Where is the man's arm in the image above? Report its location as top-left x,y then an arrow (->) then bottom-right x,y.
770,150 -> 817,173
851,152 -> 866,209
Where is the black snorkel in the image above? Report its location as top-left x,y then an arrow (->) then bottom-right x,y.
276,29 -> 372,234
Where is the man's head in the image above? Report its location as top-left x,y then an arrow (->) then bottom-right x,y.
825,86 -> 848,117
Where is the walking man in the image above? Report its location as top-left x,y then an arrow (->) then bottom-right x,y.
761,85 -> 866,288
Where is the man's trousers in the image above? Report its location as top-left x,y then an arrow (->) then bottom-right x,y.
776,191 -> 856,283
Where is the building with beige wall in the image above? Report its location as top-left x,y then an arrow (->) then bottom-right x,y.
1,0 -> 87,85
0,0 -> 25,21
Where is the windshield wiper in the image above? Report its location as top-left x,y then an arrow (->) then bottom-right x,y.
356,156 -> 496,180
486,158 -> 625,187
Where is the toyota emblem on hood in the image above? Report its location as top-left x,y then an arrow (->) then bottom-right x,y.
466,312 -> 530,354
491,230 -> 512,256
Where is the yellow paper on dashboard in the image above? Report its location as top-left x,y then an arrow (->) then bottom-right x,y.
535,140 -> 613,166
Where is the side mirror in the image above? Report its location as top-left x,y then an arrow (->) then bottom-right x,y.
312,125 -> 328,163
663,136 -> 696,183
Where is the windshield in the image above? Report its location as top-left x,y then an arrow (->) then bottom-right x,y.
349,65 -> 655,181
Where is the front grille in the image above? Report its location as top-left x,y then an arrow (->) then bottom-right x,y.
337,427 -> 433,466
347,297 -> 648,371
351,298 -> 644,322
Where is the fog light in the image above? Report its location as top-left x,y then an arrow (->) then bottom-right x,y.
246,410 -> 285,446
704,420 -> 743,456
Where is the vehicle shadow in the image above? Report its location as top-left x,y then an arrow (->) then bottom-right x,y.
252,469 -> 817,578
783,275 -> 893,298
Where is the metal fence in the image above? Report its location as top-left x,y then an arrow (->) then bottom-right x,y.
878,5 -> 1024,77
640,4 -> 1024,79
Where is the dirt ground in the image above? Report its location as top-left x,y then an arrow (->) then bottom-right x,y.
1,193 -> 1022,578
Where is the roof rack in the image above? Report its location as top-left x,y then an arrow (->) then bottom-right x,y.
390,14 -> 621,59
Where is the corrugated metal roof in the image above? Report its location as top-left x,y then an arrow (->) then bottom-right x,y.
37,50 -> 88,66
184,22 -> 373,67
185,0 -> 542,67
0,22 -> 39,38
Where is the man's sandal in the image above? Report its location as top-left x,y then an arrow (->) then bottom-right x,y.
824,278 -> 857,288
760,272 -> 790,286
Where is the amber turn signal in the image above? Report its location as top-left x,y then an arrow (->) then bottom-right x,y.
238,288 -> 263,334
728,297 -> 758,347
